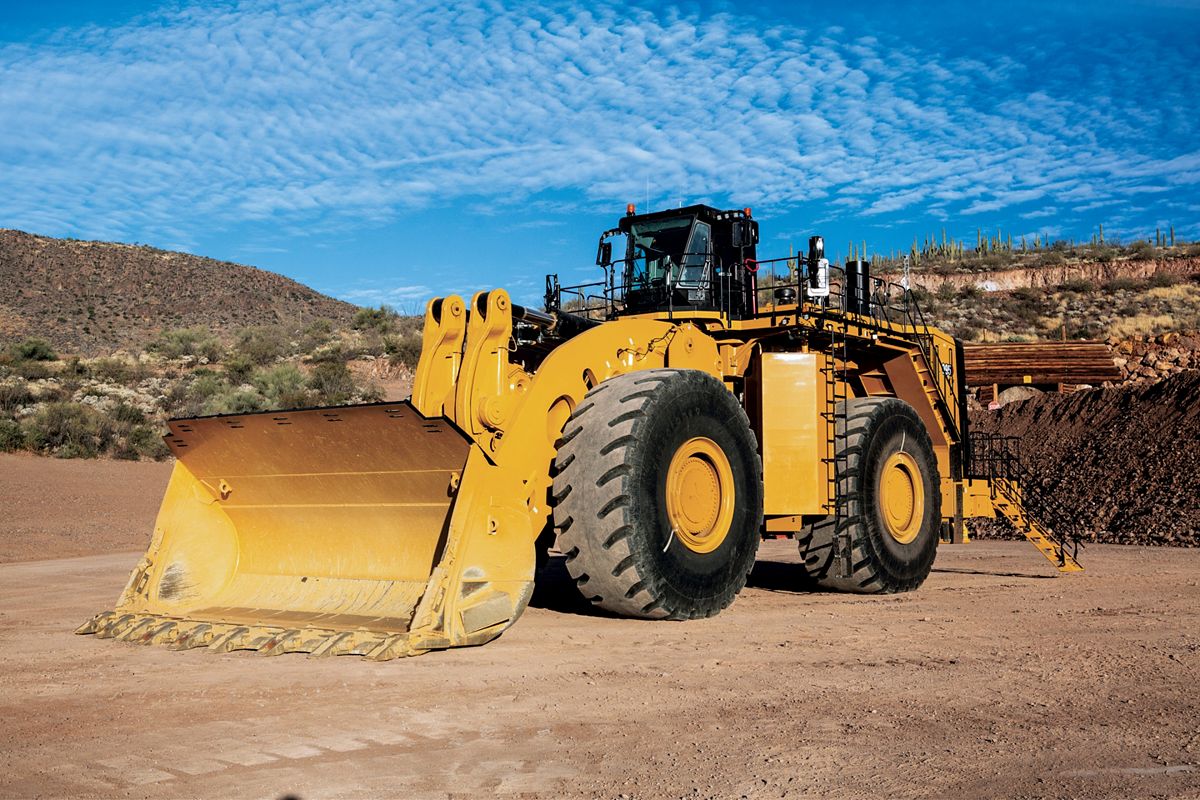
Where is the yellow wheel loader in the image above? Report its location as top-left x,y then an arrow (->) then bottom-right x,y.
78,204 -> 1081,660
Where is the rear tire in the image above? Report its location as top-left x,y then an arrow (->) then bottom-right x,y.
796,397 -> 940,593
552,369 -> 762,619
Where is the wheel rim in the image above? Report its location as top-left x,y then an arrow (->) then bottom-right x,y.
665,437 -> 736,554
880,450 -> 924,545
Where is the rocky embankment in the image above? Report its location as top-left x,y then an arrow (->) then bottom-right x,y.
1108,330 -> 1200,385
880,255 -> 1199,293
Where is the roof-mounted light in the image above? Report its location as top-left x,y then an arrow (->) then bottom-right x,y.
626,203 -> 636,216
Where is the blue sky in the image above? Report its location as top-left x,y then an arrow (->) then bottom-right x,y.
2,0 -> 1198,310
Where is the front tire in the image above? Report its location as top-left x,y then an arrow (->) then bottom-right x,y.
797,397 -> 940,593
552,369 -> 762,619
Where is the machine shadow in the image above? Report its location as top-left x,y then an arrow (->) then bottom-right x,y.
746,560 -> 824,594
931,566 -> 1056,579
530,555 -> 1054,618
529,554 -> 615,618
530,554 -> 830,617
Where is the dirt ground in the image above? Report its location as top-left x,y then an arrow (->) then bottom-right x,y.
1,456 -> 1199,799
0,453 -> 171,563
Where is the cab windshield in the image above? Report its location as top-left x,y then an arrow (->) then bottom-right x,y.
625,217 -> 693,288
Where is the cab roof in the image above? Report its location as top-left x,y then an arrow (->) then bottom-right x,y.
618,204 -> 752,233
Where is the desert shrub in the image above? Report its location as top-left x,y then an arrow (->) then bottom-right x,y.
1108,313 -> 1176,338
1129,241 -> 1156,259
110,402 -> 147,425
223,353 -> 255,382
162,371 -> 223,417
161,380 -> 191,417
9,338 -> 57,361
352,305 -> 398,333
1058,278 -> 1095,293
189,372 -> 226,402
308,341 -> 350,364
393,316 -> 423,338
148,328 -> 223,361
1148,272 -> 1181,289
0,418 -> 24,451
0,381 -> 34,414
1037,251 -> 1066,266
956,323 -> 981,341
1104,277 -> 1144,292
12,360 -> 52,380
233,325 -> 289,365
359,382 -> 385,403
1007,296 -> 1043,325
1011,286 -> 1042,304
384,334 -> 422,367
251,364 -> 310,410
90,357 -> 147,386
201,387 -> 263,416
298,319 -> 334,352
907,286 -> 932,304
22,402 -> 113,458
356,329 -> 389,358
308,361 -> 355,405
113,425 -> 169,461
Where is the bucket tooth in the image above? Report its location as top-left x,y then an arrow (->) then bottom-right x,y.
117,618 -> 158,642
143,620 -> 180,645
365,634 -> 423,661
242,628 -> 281,652
260,630 -> 301,656
76,611 -> 116,635
207,626 -> 250,653
307,631 -> 355,658
272,628 -> 336,655
167,623 -> 215,650
97,613 -> 139,639
347,634 -> 389,657
306,630 -> 389,658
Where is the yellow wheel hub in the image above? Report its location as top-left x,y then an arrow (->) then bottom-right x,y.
880,450 -> 924,544
665,437 -> 736,554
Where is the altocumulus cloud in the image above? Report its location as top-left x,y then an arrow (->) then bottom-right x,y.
1,0 -> 1198,245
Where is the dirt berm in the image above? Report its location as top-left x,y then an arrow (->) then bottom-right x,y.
971,369 -> 1200,546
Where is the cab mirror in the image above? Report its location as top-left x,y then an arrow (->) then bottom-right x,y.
596,240 -> 612,266
731,219 -> 755,248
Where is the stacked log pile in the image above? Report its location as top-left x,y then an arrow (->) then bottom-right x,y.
964,341 -> 1121,389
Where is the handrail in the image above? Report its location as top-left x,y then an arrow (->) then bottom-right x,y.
548,251 -> 963,440
968,433 -> 1085,564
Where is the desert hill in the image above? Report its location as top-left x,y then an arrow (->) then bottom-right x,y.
0,229 -> 357,355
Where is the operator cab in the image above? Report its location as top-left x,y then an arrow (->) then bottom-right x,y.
601,204 -> 759,317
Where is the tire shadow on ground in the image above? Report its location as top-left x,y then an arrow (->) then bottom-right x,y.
531,554 -> 829,616
529,554 -> 615,617
931,566 -> 1056,579
746,560 -> 825,594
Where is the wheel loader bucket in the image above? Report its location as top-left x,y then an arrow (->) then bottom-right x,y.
76,402 -> 528,660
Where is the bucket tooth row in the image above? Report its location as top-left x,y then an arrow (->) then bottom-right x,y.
75,611 -> 425,661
